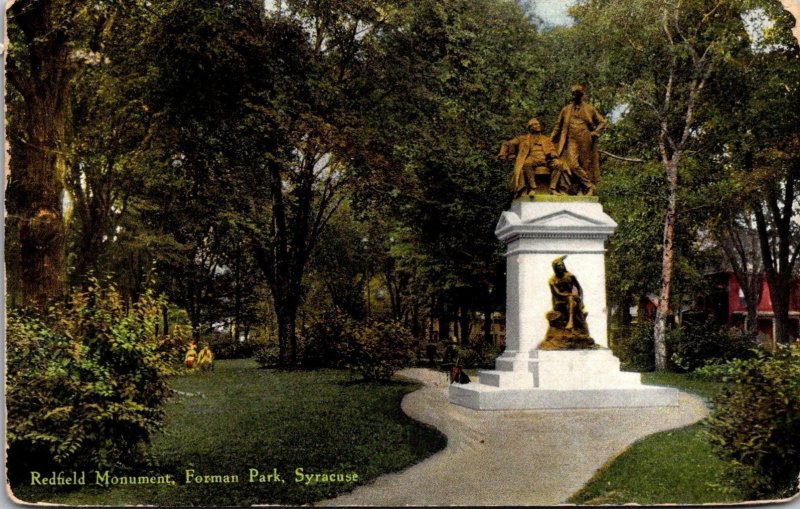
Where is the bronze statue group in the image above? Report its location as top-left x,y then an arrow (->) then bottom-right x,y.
499,84 -> 605,198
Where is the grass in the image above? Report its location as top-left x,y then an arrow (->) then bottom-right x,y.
641,371 -> 728,402
10,359 -> 446,506
569,371 -> 743,505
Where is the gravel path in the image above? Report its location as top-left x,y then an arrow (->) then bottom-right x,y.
322,367 -> 709,506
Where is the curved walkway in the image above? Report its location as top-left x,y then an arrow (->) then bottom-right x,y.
323,368 -> 708,506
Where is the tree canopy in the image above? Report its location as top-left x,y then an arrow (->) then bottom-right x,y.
5,0 -> 800,366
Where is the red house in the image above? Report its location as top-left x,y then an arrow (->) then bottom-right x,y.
697,271 -> 800,346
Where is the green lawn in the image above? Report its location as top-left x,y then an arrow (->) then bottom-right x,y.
10,359 -> 446,506
642,371 -> 728,402
569,372 -> 743,505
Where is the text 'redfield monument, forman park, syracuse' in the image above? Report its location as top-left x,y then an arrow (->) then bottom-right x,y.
449,85 -> 677,410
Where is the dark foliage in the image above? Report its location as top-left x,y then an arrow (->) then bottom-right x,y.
6,282 -> 179,480
612,321 -> 656,372
341,319 -> 417,381
668,319 -> 760,372
707,344 -> 800,499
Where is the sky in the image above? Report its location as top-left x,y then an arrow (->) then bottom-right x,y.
528,0 -> 577,27
530,0 -> 800,35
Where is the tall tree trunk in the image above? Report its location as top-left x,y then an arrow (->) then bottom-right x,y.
428,298 -> 436,340
275,297 -> 299,367
234,243 -> 242,342
162,304 -> 170,337
770,289 -> 791,345
411,303 -> 420,338
653,158 -> 678,371
715,224 -> 762,336
440,315 -> 450,343
459,304 -> 471,346
742,273 -> 762,337
745,298 -> 758,335
754,185 -> 798,346
7,0 -> 73,307
650,1 -> 714,369
483,300 -> 493,345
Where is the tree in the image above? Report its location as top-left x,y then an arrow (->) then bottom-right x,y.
700,0 -> 800,344
571,0 -> 750,369
354,0 -> 544,345
753,143 -> 800,345
710,215 -> 763,334
139,0 -> 394,366
5,0 -> 142,307
62,8 -> 159,292
134,0 -> 293,340
245,0 -> 402,366
742,3 -> 800,345
600,162 -> 667,328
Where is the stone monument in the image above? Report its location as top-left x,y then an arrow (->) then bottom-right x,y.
449,98 -> 677,409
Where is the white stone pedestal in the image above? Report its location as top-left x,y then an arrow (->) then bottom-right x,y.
448,197 -> 677,409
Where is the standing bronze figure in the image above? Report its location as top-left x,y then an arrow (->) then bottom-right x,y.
550,84 -> 605,196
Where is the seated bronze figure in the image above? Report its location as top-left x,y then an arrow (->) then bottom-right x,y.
539,255 -> 596,350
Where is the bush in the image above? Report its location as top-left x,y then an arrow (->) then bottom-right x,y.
342,319 -> 416,381
254,315 -> 415,378
6,282 -> 179,480
668,319 -> 760,372
254,343 -> 281,368
253,313 -> 351,369
454,341 -> 503,369
706,343 -> 800,499
205,331 -> 262,360
612,321 -> 655,372
690,358 -> 750,382
298,312 -> 351,369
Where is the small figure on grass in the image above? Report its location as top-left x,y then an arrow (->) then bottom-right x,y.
197,344 -> 214,372
184,341 -> 198,369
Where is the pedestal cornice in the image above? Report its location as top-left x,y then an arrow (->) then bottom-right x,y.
495,202 -> 617,245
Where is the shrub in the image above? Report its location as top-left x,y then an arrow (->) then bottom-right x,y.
454,341 -> 503,369
253,313 -> 351,369
298,312 -> 351,369
706,343 -> 800,499
612,321 -> 655,372
205,331 -> 262,360
690,358 -> 750,382
6,282 -> 179,480
253,344 -> 280,368
254,315 -> 416,378
668,319 -> 760,372
342,319 -> 416,381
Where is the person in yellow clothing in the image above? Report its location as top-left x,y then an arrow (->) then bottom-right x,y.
197,345 -> 214,372
184,342 -> 198,369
